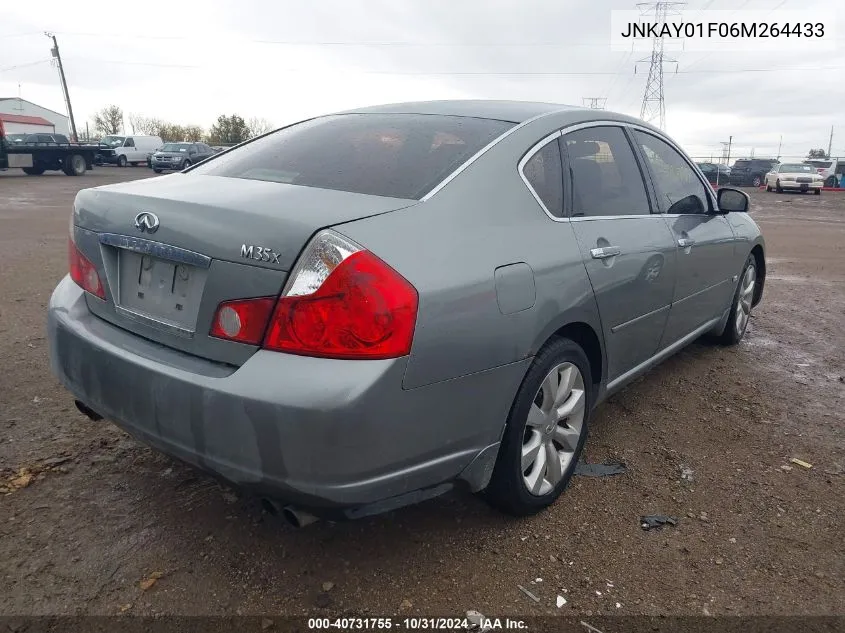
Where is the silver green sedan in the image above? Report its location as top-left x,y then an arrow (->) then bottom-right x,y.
48,100 -> 765,524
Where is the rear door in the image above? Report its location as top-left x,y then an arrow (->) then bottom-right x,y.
561,124 -> 677,382
631,129 -> 738,347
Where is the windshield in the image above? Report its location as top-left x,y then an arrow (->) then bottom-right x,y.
192,113 -> 515,199
161,143 -> 192,152
806,160 -> 832,168
5,134 -> 27,143
100,135 -> 126,147
780,164 -> 814,173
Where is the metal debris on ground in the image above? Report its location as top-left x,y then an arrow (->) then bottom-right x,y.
790,458 -> 812,469
640,515 -> 679,530
580,621 -> 607,633
680,465 -> 695,482
574,461 -> 628,477
517,584 -> 540,603
556,595 -> 567,608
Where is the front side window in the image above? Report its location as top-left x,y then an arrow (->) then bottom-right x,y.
634,131 -> 710,215
563,126 -> 651,217
521,138 -> 563,217
192,113 -> 514,200
124,138 -> 135,148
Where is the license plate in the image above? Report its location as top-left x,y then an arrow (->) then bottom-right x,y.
800,184 -> 808,190
117,250 -> 206,330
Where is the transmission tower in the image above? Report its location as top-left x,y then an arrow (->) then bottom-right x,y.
636,2 -> 684,130
582,97 -> 607,110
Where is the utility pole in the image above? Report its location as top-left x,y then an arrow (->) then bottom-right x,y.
45,32 -> 78,142
582,97 -> 607,110
720,136 -> 732,165
637,1 -> 684,130
827,126 -> 834,158
777,135 -> 782,161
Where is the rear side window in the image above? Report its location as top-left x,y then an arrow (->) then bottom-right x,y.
634,131 -> 710,215
192,113 -> 514,199
522,138 -> 564,217
563,126 -> 651,217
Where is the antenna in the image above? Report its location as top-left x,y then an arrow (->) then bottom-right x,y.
636,2 -> 684,130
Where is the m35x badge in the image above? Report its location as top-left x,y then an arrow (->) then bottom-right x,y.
241,244 -> 281,264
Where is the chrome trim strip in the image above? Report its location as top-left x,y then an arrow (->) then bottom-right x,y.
114,306 -> 195,338
671,278 -> 731,306
610,304 -> 669,334
517,130 -> 563,220
420,109 -> 566,202
98,233 -> 212,269
606,316 -> 720,392
570,214 -> 656,222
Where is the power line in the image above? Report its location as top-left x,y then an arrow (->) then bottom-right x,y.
0,59 -> 51,73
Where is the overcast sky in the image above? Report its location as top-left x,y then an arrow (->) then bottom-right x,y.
1,0 -> 842,159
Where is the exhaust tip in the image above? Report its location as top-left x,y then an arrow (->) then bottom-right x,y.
260,498 -> 319,528
74,400 -> 103,421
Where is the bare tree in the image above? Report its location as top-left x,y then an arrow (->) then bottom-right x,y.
93,105 -> 124,136
247,116 -> 274,138
129,114 -> 165,136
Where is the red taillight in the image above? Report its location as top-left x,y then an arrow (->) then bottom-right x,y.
210,297 -> 276,345
263,245 -> 418,360
68,238 -> 105,299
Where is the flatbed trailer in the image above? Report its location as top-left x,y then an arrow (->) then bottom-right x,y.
0,121 -> 99,176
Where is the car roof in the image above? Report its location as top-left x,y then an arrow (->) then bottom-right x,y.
338,100 -> 581,123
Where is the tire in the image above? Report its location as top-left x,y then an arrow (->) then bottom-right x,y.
717,255 -> 757,346
181,160 -> 192,170
153,168 -> 163,174
22,166 -> 45,175
814,188 -> 821,196
484,338 -> 593,516
117,155 -> 127,167
62,154 -> 86,176
752,175 -> 762,187
765,183 -> 772,192
775,180 -> 782,193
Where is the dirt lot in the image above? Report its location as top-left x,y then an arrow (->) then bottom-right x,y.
1,168 -> 843,619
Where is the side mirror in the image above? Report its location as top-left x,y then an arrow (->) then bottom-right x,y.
717,187 -> 749,213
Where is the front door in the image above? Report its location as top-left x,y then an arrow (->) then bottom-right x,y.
561,125 -> 677,382
631,130 -> 738,347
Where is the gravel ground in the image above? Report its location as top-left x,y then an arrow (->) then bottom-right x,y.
0,168 -> 843,618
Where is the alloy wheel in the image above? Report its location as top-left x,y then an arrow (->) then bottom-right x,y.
735,265 -> 756,336
521,362 -> 586,496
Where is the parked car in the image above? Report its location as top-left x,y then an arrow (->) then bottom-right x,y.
48,101 -> 765,523
729,158 -> 779,187
150,142 -> 216,172
764,163 -> 823,194
97,135 -> 163,167
695,162 -> 731,184
804,158 -> 842,188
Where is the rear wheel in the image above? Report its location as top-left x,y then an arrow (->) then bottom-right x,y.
117,155 -> 127,167
718,255 -> 757,345
181,159 -> 192,170
814,188 -> 821,196
62,153 -> 86,176
484,338 -> 592,516
752,175 -> 762,187
775,180 -> 783,193
22,166 -> 45,175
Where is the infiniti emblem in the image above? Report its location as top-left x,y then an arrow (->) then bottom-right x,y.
134,212 -> 160,234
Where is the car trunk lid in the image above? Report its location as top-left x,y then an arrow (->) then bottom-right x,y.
72,173 -> 417,365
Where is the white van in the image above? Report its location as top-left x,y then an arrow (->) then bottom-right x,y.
97,135 -> 163,167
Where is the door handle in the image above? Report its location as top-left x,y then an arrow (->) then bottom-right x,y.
677,238 -> 695,248
590,246 -> 621,259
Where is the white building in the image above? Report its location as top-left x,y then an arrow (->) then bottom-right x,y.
0,98 -> 70,136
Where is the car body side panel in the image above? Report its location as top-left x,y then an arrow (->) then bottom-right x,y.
336,114 -> 606,391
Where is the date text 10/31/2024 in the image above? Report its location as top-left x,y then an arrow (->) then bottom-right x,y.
307,618 -> 528,630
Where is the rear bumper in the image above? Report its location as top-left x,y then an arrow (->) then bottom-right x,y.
47,277 -> 526,511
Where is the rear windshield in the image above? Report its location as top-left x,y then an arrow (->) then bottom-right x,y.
806,160 -> 832,168
780,164 -> 814,173
191,113 -> 515,199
